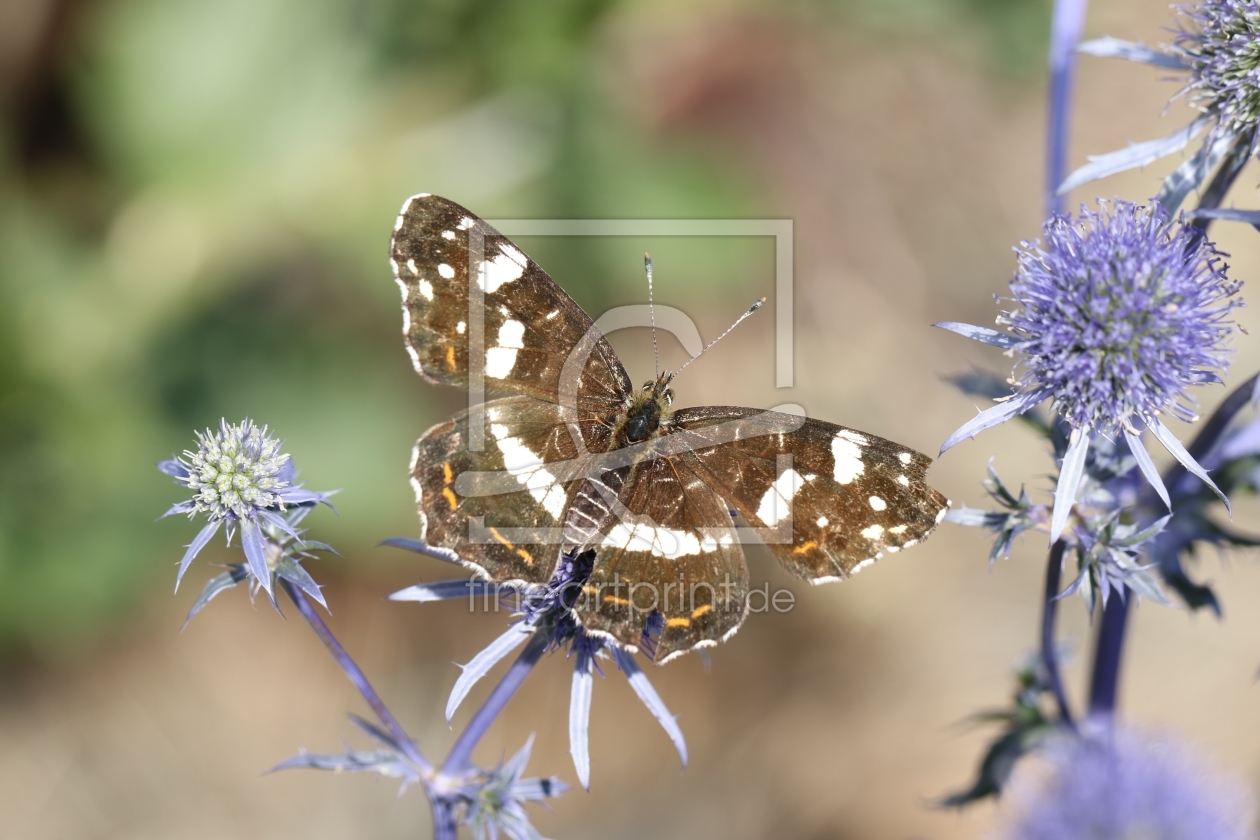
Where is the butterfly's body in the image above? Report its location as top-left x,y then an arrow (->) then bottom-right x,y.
392,194 -> 949,662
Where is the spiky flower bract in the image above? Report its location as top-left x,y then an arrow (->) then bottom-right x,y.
1176,0 -> 1260,139
387,543 -> 688,789
1003,726 -> 1253,840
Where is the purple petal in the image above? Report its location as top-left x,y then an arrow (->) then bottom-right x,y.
277,558 -> 326,609
182,565 -> 247,629
933,322 -> 1019,349
940,393 -> 1039,455
158,500 -> 196,520
176,520 -> 221,592
379,537 -> 463,565
1057,116 -> 1210,195
158,459 -> 189,479
446,623 -> 533,721
389,578 -> 492,602
1125,429 -> 1171,510
277,487 -> 337,510
1146,417 -> 1231,515
1076,36 -> 1189,69
240,518 -> 274,597
1050,427 -> 1090,544
569,653 -> 594,790
613,647 -> 687,766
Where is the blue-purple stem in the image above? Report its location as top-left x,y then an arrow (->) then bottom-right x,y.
1088,592 -> 1128,716
1045,0 -> 1089,216
1042,540 -> 1075,727
280,579 -> 431,773
442,631 -> 549,774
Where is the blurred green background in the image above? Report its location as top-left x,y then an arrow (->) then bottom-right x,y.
13,1 -> 1260,839
0,0 -> 1048,657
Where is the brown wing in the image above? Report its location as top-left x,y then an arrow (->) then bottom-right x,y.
673,407 -> 949,582
390,194 -> 631,417
413,395 -> 600,585
563,448 -> 750,664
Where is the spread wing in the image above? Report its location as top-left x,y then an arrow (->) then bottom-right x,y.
413,396 -> 596,585
563,455 -> 749,664
390,193 -> 632,416
673,407 -> 949,582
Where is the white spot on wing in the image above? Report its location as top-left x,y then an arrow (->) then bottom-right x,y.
756,469 -> 805,527
816,516 -> 829,528
837,430 -> 869,446
831,435 -> 865,485
897,475 -> 910,486
485,347 -> 518,378
889,525 -> 908,535
869,496 -> 887,511
406,258 -> 418,274
456,321 -> 466,334
438,263 -> 455,279
478,248 -> 527,293
899,452 -> 912,464
861,524 -> 884,539
601,522 -> 708,558
497,319 -> 526,349
442,230 -> 456,240
493,433 -> 563,518
457,216 -> 474,230
418,279 -> 434,300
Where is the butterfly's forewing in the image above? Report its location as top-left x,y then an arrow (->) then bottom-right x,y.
391,194 -> 632,413
564,455 -> 749,663
674,407 -> 949,581
413,396 -> 595,585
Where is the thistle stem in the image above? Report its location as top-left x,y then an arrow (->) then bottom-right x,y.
429,795 -> 459,840
1042,540 -> 1075,727
1046,0 -> 1089,216
442,631 -> 549,774
280,579 -> 430,772
1088,592 -> 1129,716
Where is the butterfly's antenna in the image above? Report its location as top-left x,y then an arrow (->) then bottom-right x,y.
672,297 -> 767,378
645,253 -> 659,379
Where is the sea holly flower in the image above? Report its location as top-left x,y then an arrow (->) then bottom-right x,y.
1001,725 -> 1254,840
387,541 -> 687,789
1065,2 -> 1260,214
939,201 -> 1243,543
461,736 -> 566,840
158,419 -> 335,600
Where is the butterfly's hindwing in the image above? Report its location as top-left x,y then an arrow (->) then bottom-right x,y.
564,452 -> 749,662
412,395 -> 597,585
391,194 -> 632,412
674,407 -> 949,582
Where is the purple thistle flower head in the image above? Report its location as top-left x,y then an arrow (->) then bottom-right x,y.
1003,725 -> 1254,840
1003,201 -> 1241,432
1175,0 -> 1260,137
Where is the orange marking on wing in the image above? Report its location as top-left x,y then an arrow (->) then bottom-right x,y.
442,487 -> 458,510
442,461 -> 453,485
603,595 -> 630,606
665,617 -> 691,628
515,548 -> 534,566
445,345 -> 456,369
488,527 -> 514,549
690,604 -> 712,620
792,540 -> 819,556
582,585 -> 598,595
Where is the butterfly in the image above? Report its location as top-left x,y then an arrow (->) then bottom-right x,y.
391,194 -> 949,663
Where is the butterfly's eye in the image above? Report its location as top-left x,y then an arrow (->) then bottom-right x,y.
641,381 -> 653,391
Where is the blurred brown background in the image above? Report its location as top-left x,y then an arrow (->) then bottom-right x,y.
3,0 -> 1260,837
